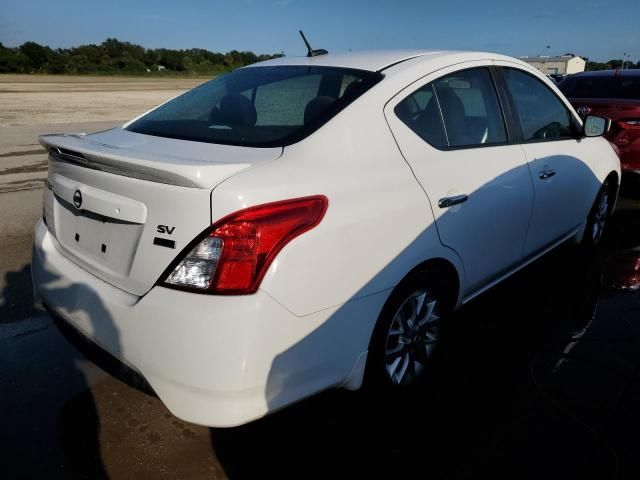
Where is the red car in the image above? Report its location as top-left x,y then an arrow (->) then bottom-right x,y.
606,250 -> 640,291
559,70 -> 640,184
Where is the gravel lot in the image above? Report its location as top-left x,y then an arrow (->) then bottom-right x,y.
0,74 -> 206,126
0,75 -> 207,315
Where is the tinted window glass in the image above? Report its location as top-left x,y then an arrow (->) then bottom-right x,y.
127,66 -> 382,147
395,84 -> 447,148
503,68 -> 574,141
339,74 -> 361,96
433,68 -> 507,147
558,76 -> 617,98
395,68 -> 507,149
253,74 -> 322,126
559,74 -> 640,100
620,77 -> 640,99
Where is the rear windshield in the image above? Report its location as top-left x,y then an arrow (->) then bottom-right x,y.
559,74 -> 640,100
127,66 -> 382,147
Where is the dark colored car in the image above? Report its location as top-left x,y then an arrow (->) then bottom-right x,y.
559,70 -> 640,182
549,73 -> 567,84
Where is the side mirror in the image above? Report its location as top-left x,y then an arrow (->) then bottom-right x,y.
583,115 -> 611,137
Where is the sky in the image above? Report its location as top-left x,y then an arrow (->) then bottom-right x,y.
0,0 -> 638,62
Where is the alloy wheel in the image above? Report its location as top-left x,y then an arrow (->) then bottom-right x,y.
591,189 -> 610,243
384,290 -> 440,386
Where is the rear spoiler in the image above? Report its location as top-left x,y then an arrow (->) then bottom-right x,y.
39,133 -> 243,189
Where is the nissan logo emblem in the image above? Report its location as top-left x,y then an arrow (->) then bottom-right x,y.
577,106 -> 591,116
73,190 -> 83,209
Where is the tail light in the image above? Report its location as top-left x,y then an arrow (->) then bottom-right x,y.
162,196 -> 328,294
612,119 -> 640,147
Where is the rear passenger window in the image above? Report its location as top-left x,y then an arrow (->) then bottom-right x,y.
395,84 -> 447,148
502,68 -> 574,142
395,67 -> 507,149
433,68 -> 507,147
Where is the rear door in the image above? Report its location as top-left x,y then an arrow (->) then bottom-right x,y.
386,64 -> 534,295
496,65 -> 599,256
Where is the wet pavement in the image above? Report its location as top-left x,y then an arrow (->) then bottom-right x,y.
1,196 -> 640,479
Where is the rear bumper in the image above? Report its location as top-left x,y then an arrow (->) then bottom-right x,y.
47,306 -> 155,395
32,219 -> 375,427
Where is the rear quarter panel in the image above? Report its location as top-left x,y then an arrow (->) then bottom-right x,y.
209,86 -> 464,318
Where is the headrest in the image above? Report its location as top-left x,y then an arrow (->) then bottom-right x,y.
304,96 -> 335,125
342,80 -> 362,98
436,89 -> 465,119
218,93 -> 257,127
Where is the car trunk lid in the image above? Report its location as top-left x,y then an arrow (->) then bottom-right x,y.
40,128 -> 282,296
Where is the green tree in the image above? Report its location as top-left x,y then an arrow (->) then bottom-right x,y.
20,42 -> 50,70
0,38 -> 282,75
74,44 -> 102,64
44,50 -> 68,74
67,54 -> 92,74
0,44 -> 28,73
608,59 -> 624,69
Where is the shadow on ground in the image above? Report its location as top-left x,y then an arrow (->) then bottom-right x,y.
0,255 -> 115,479
0,264 -> 35,321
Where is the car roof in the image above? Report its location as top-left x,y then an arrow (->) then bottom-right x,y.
569,69 -> 640,78
249,50 -> 458,72
245,49 -> 544,102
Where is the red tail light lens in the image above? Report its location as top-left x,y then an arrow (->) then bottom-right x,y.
163,196 -> 328,294
613,119 -> 640,146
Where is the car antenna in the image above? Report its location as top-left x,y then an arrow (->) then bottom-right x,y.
299,30 -> 328,57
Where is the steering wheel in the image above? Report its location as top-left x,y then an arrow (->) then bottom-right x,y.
534,122 -> 562,140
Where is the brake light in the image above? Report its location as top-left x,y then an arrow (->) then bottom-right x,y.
612,119 -> 640,146
163,196 -> 328,294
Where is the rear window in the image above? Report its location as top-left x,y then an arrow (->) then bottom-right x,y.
559,74 -> 640,100
127,66 -> 382,147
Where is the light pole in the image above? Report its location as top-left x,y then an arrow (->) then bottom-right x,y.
545,45 -> 550,74
622,53 -> 627,69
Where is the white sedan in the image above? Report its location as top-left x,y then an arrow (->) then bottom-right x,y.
32,49 -> 620,427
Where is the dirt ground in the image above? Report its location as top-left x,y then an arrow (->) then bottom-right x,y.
0,74 -> 205,313
0,74 -> 207,126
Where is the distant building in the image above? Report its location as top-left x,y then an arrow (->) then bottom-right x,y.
519,55 -> 586,75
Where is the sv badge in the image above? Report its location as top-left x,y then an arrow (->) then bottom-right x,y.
157,225 -> 176,235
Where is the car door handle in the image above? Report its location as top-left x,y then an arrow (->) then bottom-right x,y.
539,169 -> 556,179
438,194 -> 468,208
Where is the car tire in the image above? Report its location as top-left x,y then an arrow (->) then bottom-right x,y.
365,269 -> 452,391
582,179 -> 614,249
